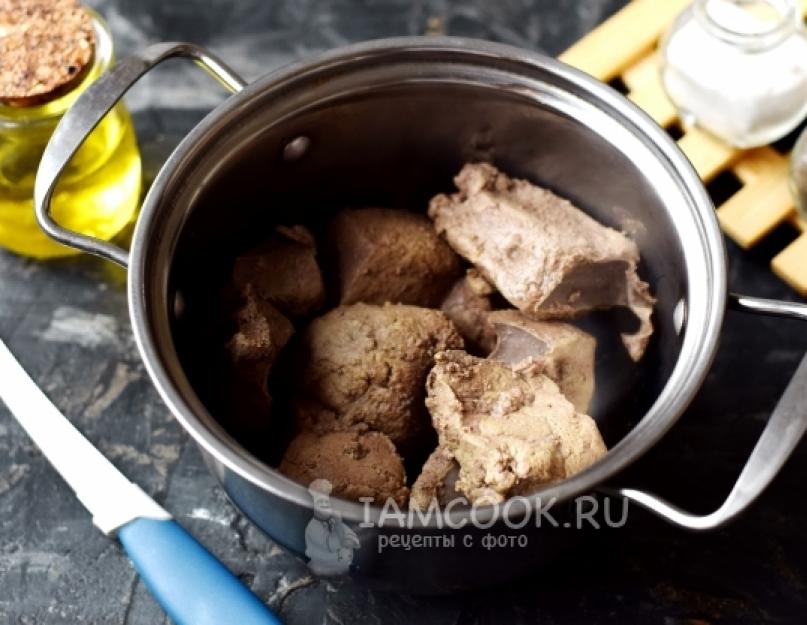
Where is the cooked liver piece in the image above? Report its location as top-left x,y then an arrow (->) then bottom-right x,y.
280,430 -> 409,507
223,285 -> 295,428
440,269 -> 497,354
428,163 -> 655,361
291,303 -> 464,447
410,446 -> 462,510
488,310 -> 595,413
226,284 -> 294,391
425,350 -> 607,504
330,208 -> 462,307
232,225 -> 325,318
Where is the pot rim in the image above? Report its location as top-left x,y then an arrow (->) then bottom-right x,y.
127,36 -> 727,527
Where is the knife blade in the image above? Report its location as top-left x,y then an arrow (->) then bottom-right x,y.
0,338 -> 282,625
0,339 -> 170,533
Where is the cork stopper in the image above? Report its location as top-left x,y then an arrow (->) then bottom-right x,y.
0,0 -> 96,107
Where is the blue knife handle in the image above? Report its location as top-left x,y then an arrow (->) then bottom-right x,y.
118,518 -> 283,625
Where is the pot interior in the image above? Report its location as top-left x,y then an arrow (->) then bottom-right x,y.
133,39 -> 724,515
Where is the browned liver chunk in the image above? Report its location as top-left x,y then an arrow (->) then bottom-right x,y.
488,310 -> 596,413
440,269 -> 497,354
291,303 -> 463,448
223,285 -> 295,429
410,446 -> 461,510
429,163 -> 655,361
425,350 -> 607,504
280,430 -> 409,506
232,225 -> 325,318
330,208 -> 462,307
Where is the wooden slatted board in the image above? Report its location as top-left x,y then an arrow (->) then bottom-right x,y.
559,0 -> 807,295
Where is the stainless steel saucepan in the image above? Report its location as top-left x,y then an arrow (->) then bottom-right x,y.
34,38 -> 807,593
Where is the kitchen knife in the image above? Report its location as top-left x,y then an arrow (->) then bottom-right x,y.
0,339 -> 282,625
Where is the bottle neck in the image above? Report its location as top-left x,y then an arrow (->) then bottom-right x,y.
693,0 -> 800,51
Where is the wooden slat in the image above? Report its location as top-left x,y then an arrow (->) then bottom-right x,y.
732,147 -> 788,185
621,53 -> 660,91
622,54 -> 678,126
628,86 -> 678,127
677,127 -> 740,182
717,177 -> 794,248
772,234 -> 807,296
789,214 -> 807,230
559,0 -> 690,81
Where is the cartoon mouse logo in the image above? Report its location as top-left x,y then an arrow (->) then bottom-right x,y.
304,479 -> 360,576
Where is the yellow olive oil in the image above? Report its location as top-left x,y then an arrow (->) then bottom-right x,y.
0,10 -> 141,259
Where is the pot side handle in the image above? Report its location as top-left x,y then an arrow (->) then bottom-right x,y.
34,42 -> 248,267
604,294 -> 807,530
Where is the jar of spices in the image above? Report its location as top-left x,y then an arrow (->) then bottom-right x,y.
0,0 -> 141,259
660,0 -> 807,148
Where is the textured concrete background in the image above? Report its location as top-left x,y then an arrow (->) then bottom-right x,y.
2,1 -> 807,623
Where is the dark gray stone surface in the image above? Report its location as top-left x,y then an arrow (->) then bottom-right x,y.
2,1 -> 807,623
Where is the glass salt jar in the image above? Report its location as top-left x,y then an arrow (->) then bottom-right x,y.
660,0 -> 807,148
0,6 -> 141,259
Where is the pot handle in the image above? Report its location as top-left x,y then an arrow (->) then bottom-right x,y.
603,293 -> 807,530
34,42 -> 248,267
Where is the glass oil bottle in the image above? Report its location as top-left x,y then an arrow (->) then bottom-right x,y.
0,9 -> 141,259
